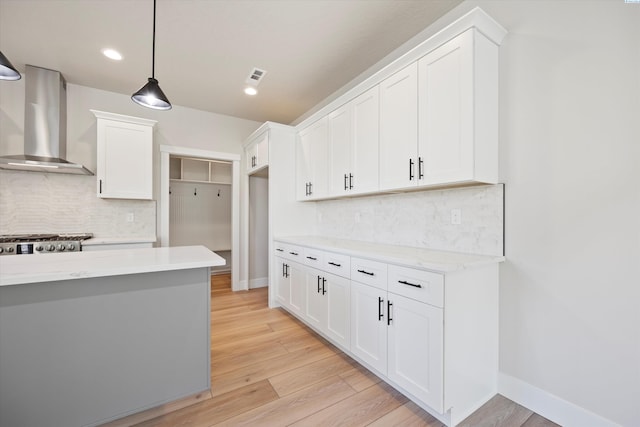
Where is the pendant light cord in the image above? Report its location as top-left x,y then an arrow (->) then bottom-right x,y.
152,0 -> 156,79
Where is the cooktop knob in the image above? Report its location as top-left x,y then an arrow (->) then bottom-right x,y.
67,244 -> 75,251
46,245 -> 55,251
35,245 -> 43,251
57,244 -> 66,251
6,247 -> 14,253
0,247 -> 4,253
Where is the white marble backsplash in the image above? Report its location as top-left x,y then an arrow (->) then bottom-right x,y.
316,184 -> 504,257
0,170 -> 156,238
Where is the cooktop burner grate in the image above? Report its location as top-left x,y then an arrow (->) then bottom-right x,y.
0,233 -> 93,243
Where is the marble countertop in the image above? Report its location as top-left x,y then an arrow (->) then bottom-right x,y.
0,245 -> 225,286
275,236 -> 504,273
83,236 -> 157,246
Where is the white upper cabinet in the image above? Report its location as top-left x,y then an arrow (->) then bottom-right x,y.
418,28 -> 498,186
296,117 -> 328,200
92,110 -> 156,200
296,8 -> 505,200
246,130 -> 269,174
379,63 -> 419,191
329,86 -> 380,196
328,103 -> 351,194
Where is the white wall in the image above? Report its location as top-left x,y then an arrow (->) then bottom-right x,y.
249,175 -> 269,287
446,1 -> 639,425
0,80 -> 260,282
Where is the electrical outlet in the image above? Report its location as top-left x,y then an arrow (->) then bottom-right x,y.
451,209 -> 461,225
126,212 -> 135,223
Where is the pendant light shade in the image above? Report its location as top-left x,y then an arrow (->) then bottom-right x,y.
132,77 -> 171,110
0,50 -> 21,81
131,0 -> 171,110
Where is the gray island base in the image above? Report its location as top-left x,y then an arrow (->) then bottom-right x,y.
0,246 -> 222,427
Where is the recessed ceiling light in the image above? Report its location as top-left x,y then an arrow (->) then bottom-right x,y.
244,86 -> 258,96
102,48 -> 123,61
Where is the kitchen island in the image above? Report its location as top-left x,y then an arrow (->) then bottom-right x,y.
0,246 -> 224,427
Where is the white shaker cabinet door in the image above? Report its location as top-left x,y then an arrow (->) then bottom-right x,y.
379,62 -> 418,192
387,293 -> 444,412
418,28 -> 499,186
304,267 -> 327,330
350,280 -> 387,374
328,103 -> 352,195
246,140 -> 258,173
325,272 -> 351,350
275,257 -> 290,308
418,30 -> 474,186
296,117 -> 328,200
288,261 -> 306,317
94,111 -> 155,200
350,86 -> 379,195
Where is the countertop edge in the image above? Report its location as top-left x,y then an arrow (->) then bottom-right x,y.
0,246 -> 225,287
274,236 -> 504,273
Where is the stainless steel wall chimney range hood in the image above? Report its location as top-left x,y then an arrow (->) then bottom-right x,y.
0,65 -> 93,175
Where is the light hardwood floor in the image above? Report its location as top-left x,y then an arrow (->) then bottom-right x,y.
121,274 -> 560,427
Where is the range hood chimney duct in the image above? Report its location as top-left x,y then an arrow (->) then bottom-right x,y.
0,65 -> 93,175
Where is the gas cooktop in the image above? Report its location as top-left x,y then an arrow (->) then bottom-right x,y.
0,233 -> 93,255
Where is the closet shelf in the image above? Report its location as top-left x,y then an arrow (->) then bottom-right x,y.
170,179 -> 231,185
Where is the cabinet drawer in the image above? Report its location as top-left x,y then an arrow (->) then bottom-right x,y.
351,257 -> 387,290
323,252 -> 351,278
388,265 -> 444,308
273,242 -> 304,263
303,247 -> 324,267
274,241 -> 287,257
285,244 -> 304,263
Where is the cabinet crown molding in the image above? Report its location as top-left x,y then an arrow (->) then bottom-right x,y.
90,109 -> 157,127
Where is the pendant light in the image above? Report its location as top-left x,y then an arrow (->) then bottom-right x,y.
132,0 -> 171,110
0,50 -> 21,81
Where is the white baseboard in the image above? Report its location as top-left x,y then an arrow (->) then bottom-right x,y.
498,373 -> 620,427
234,279 -> 248,292
249,277 -> 268,289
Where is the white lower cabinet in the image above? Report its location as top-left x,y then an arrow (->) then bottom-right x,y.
305,267 -> 350,350
351,279 -> 444,413
350,280 -> 387,373
288,262 -> 305,317
275,257 -> 290,307
304,267 -> 325,329
387,292 -> 443,412
275,256 -> 304,315
274,239 -> 498,426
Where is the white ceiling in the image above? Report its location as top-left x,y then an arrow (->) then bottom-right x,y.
0,0 -> 462,124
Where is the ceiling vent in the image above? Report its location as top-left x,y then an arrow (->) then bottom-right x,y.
246,67 -> 267,85
244,67 -> 267,96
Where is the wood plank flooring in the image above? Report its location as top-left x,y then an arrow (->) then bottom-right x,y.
120,274 -> 560,427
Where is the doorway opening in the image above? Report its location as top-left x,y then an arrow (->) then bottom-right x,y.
159,145 -> 241,290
